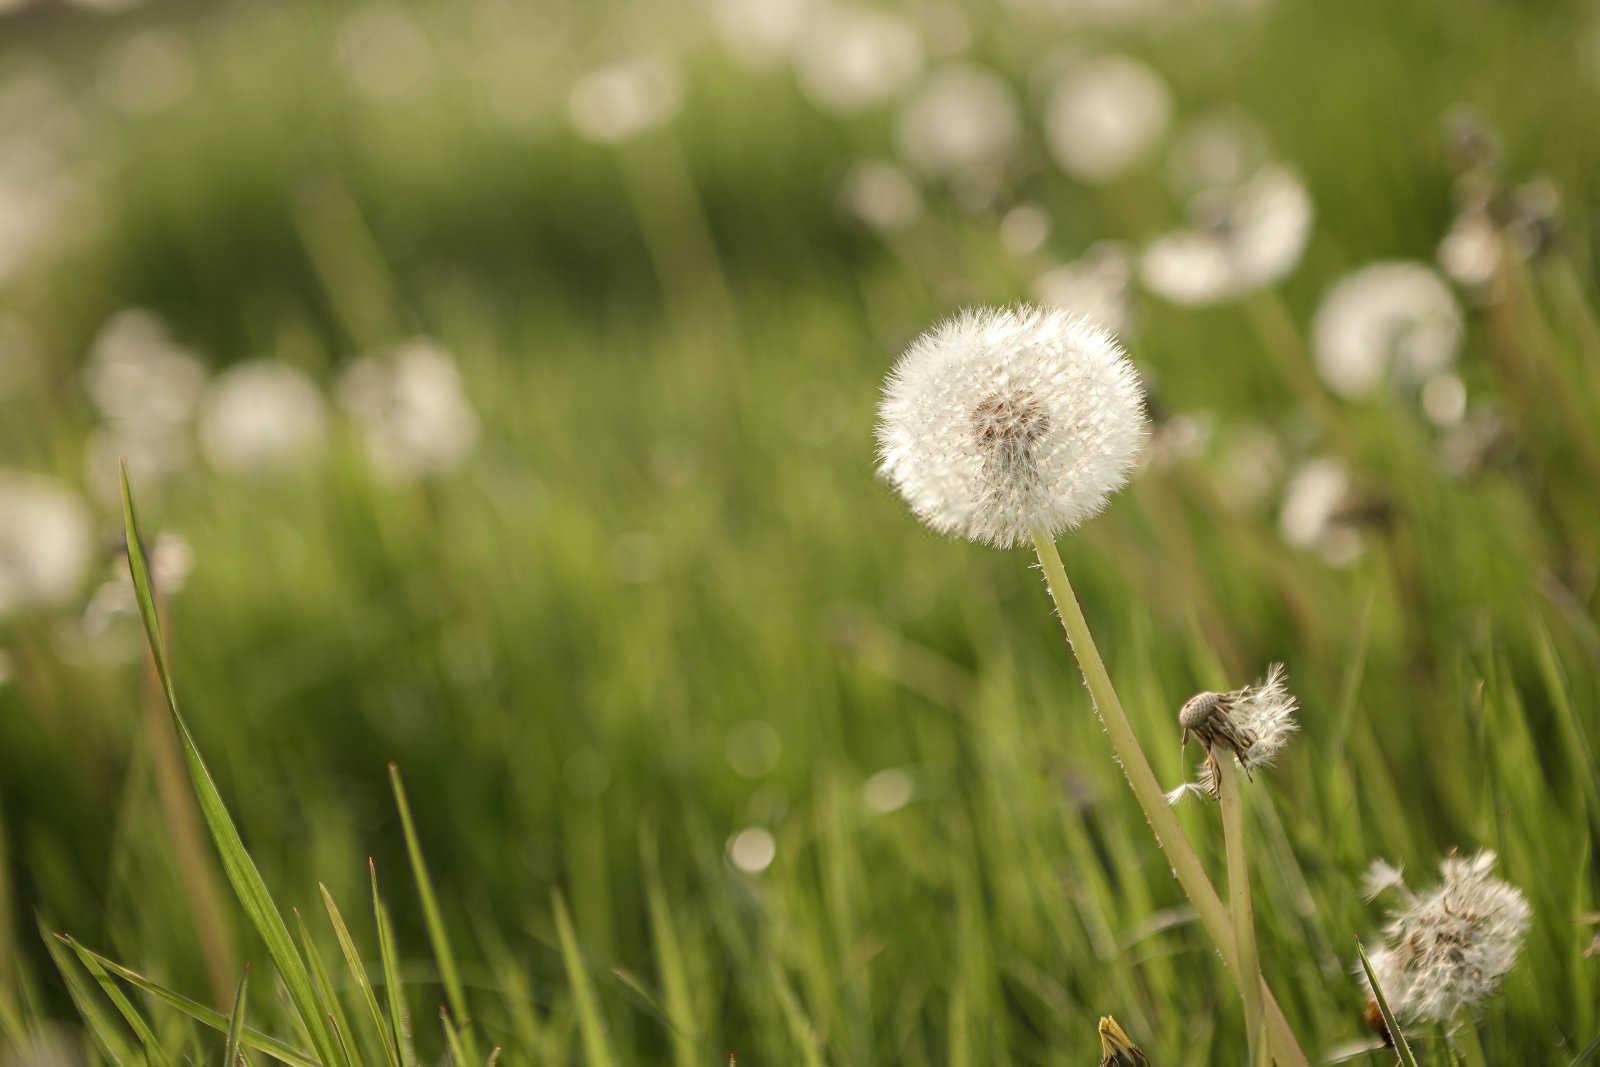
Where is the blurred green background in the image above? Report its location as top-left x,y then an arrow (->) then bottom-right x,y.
1,0 -> 1598,1063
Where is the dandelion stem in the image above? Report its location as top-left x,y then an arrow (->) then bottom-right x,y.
1216,756 -> 1265,1062
1452,1019 -> 1489,1067
1029,527 -> 1307,1067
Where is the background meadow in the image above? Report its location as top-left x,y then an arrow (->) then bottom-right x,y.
1,0 -> 1598,1062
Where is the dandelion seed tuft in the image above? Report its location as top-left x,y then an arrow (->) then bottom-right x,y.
875,305 -> 1147,549
1357,850 -> 1531,1023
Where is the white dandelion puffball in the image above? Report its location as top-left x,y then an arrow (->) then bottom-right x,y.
894,64 -> 1021,180
1044,54 -> 1171,185
1360,850 -> 1531,1023
794,4 -> 923,114
337,338 -> 479,484
1140,165 -> 1313,306
1312,261 -> 1462,398
876,306 -> 1148,548
567,57 -> 682,145
198,360 -> 328,474
709,0 -> 811,68
0,471 -> 93,617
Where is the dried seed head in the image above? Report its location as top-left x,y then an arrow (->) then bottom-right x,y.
1356,850 -> 1532,1023
1096,1016 -> 1148,1066
1167,664 -> 1299,803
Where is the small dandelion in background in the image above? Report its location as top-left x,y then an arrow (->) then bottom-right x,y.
708,0 -> 811,69
793,5 -> 923,115
1032,241 -> 1134,335
1358,850 -> 1531,1024
198,360 -> 329,475
0,471 -> 93,617
839,159 -> 924,233
1311,261 -> 1462,398
727,826 -> 777,873
893,63 -> 1021,181
337,338 -> 479,485
1043,54 -> 1171,185
875,305 -> 1147,548
566,57 -> 682,145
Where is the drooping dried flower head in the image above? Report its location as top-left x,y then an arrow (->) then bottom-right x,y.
1312,262 -> 1462,398
1096,1015 -> 1148,1066
1167,663 -> 1298,801
876,306 -> 1147,548
1358,850 -> 1531,1023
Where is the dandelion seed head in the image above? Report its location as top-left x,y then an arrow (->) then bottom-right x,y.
839,159 -> 924,232
1362,858 -> 1409,903
1033,241 -> 1133,335
1359,850 -> 1531,1022
999,204 -> 1051,257
198,360 -> 328,475
1279,456 -> 1355,561
1044,54 -> 1170,184
337,338 -> 478,484
894,63 -> 1021,180
876,305 -> 1147,548
567,57 -> 681,144
794,5 -> 923,115
0,471 -> 92,617
708,0 -> 812,69
1312,262 -> 1462,398
1168,664 -> 1298,798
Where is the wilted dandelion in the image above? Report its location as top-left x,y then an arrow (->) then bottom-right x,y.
567,57 -> 682,144
1043,54 -> 1171,184
793,5 -> 922,114
839,159 -> 924,233
1311,262 -> 1462,398
893,64 -> 1021,180
337,338 -> 478,484
0,471 -> 93,617
197,360 -> 328,475
876,305 -> 1147,549
1359,850 -> 1532,1024
1166,663 -> 1299,802
1032,241 -> 1133,335
1096,1015 -> 1147,1066
1140,165 -> 1313,306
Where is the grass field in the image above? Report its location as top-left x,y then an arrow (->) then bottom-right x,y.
2,0 -> 1599,1063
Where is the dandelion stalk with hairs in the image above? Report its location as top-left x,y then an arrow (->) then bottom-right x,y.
875,305 -> 1308,1065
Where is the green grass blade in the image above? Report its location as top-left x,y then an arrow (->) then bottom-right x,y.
63,935 -> 175,1067
642,833 -> 697,1067
319,883 -> 400,1067
371,862 -> 416,1067
63,936 -> 319,1067
388,764 -> 478,1063
40,922 -> 135,1067
294,909 -> 357,1067
1356,940 -> 1418,1067
439,1005 -> 467,1067
223,967 -> 250,1067
551,889 -> 615,1067
120,468 -> 340,1067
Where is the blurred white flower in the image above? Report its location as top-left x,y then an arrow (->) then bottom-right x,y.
1215,422 -> 1283,510
81,531 -> 193,648
794,4 -> 923,114
0,70 -> 87,288
839,159 -> 923,232
727,826 -> 777,872
862,767 -> 914,813
877,306 -> 1147,548
84,309 -> 207,426
567,57 -> 682,144
336,3 -> 436,101
1359,850 -> 1531,1023
1279,456 -> 1362,565
1168,663 -> 1298,801
1437,208 -> 1500,289
198,361 -> 328,474
999,203 -> 1051,257
894,64 -> 1020,180
708,0 -> 812,68
1043,54 -> 1171,184
99,29 -> 196,115
1420,373 -> 1467,427
1033,241 -> 1134,335
0,472 -> 93,617
337,338 -> 478,484
1140,165 -> 1313,306
1312,262 -> 1462,398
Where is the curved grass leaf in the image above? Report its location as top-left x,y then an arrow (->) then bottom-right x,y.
552,890 -> 615,1067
